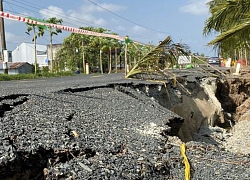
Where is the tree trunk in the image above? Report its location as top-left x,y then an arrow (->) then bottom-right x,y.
124,44 -> 128,76
108,47 -> 112,74
100,49 -> 103,74
50,30 -> 53,72
34,28 -> 37,74
82,41 -> 85,74
0,0 -> 8,74
115,47 -> 118,73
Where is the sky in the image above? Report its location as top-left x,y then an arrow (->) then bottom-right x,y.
2,0 -> 217,56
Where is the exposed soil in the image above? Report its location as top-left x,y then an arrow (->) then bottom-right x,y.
140,65 -> 250,154
170,65 -> 250,154
228,66 -> 250,121
220,66 -> 250,154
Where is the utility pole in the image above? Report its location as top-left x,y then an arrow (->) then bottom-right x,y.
0,0 -> 8,74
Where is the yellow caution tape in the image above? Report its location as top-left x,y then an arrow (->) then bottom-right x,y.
180,143 -> 190,180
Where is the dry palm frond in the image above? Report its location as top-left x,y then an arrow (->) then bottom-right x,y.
125,36 -> 191,101
126,36 -> 190,80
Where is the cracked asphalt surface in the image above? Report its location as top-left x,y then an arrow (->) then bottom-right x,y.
0,73 -> 249,180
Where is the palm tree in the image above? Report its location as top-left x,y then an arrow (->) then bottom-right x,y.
55,26 -> 124,73
99,38 -> 110,74
204,0 -> 250,57
46,17 -> 63,72
114,43 -> 123,73
107,37 -> 120,74
26,17 -> 46,74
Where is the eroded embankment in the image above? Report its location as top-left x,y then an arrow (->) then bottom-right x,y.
137,74 -> 249,143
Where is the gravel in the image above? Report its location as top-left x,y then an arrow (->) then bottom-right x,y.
0,74 -> 250,179
223,120 -> 250,155
0,84 -> 180,179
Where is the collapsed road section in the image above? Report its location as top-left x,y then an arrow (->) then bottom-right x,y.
0,68 -> 250,179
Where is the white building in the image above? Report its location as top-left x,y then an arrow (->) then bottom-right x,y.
12,42 -> 48,67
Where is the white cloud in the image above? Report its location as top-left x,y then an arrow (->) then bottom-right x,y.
116,25 -> 126,31
67,9 -> 107,27
179,0 -> 210,15
132,25 -> 147,33
5,32 -> 17,42
38,1 -> 125,28
39,6 -> 65,19
80,0 -> 126,13
96,3 -> 126,12
5,32 -> 27,44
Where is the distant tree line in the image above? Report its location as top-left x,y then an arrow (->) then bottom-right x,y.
54,27 -> 154,74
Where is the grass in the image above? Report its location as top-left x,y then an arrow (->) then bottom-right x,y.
0,71 -> 75,81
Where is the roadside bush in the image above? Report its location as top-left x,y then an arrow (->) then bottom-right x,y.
0,74 -> 12,81
0,71 -> 74,81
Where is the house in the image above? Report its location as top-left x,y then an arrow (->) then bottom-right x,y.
12,42 -> 48,67
47,44 -> 62,61
46,43 -> 63,69
0,62 -> 33,74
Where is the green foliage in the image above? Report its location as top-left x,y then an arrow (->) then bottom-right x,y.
42,66 -> 50,73
0,74 -> 35,81
46,17 -> 63,36
55,26 -> 124,72
192,56 -> 207,64
204,0 -> 250,55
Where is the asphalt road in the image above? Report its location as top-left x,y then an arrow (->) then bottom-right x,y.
1,71 -> 249,179
0,66 -> 231,96
0,72 -> 179,179
0,73 -> 132,95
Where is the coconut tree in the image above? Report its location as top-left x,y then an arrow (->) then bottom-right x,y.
114,42 -> 123,73
88,28 -> 110,74
204,0 -> 250,57
46,17 -> 63,72
107,37 -> 121,74
26,17 -> 46,74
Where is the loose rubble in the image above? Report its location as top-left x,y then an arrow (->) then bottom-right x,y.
0,68 -> 250,179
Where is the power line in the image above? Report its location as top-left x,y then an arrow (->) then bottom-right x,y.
86,0 -> 168,34
4,0 -> 97,28
3,0 -> 167,44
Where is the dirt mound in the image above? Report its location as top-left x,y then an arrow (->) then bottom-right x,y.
235,98 -> 250,121
227,66 -> 250,121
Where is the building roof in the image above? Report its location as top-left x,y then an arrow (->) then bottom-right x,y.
0,62 -> 32,70
14,42 -> 47,52
9,62 -> 30,69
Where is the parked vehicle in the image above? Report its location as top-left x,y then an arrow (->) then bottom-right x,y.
208,57 -> 222,66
